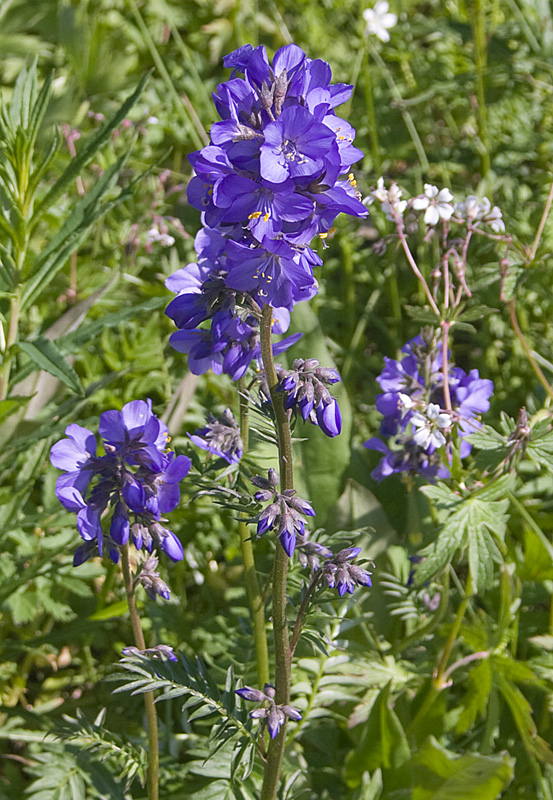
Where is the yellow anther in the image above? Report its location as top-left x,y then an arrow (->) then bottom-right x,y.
263,212 -> 270,222
248,211 -> 262,220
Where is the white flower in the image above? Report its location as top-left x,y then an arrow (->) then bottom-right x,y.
411,403 -> 450,450
363,1 -> 397,42
371,178 -> 407,219
482,205 -> 505,233
454,195 -> 505,232
412,184 -> 454,225
147,226 -> 161,243
398,392 -> 414,412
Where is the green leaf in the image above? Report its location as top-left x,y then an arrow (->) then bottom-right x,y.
519,526 -> 553,581
352,770 -> 383,800
455,304 -> 498,323
411,736 -> 514,800
5,588 -> 39,625
417,477 -> 513,589
89,600 -> 129,621
344,683 -> 410,787
0,396 -> 29,424
18,337 -> 83,394
455,659 -> 492,734
189,780 -> 236,800
31,72 -> 149,222
494,662 -> 553,763
21,153 -> 129,299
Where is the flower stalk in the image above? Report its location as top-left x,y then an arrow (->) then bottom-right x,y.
120,544 -> 159,800
237,377 -> 270,686
259,304 -> 292,800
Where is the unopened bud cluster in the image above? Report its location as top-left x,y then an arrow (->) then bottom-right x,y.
252,468 -> 315,557
236,684 -> 302,739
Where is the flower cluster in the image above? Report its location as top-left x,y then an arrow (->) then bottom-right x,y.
136,554 -> 171,601
50,400 -> 190,566
274,357 -> 342,437
189,408 -> 244,464
165,44 -> 367,378
321,547 -> 373,595
369,178 -> 505,232
365,333 -> 494,481
252,468 -> 315,557
454,195 -> 505,232
236,684 -> 302,739
295,531 -> 333,571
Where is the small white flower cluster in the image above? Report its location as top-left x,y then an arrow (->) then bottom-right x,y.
455,195 -> 505,233
410,403 -> 451,450
368,179 -> 506,234
397,394 -> 451,450
147,224 -> 175,247
367,177 -> 407,219
363,1 -> 397,42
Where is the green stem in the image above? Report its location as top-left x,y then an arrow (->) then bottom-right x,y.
126,0 -> 207,150
471,0 -> 491,177
509,298 -> 553,402
237,377 -> 270,686
368,41 -> 429,172
363,47 -> 381,173
120,545 -> 159,800
289,575 -> 321,657
0,285 -> 22,402
259,305 -> 292,800
433,575 -> 473,690
530,178 -> 553,262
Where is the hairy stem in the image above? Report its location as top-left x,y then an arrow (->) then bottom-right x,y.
395,219 -> 441,317
441,320 -> 453,412
120,544 -> 159,800
259,305 -> 292,800
289,574 -> 321,657
237,377 -> 270,686
530,178 -> 553,262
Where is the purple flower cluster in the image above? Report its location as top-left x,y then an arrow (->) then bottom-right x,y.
165,232 -> 302,379
236,683 -> 302,739
165,44 -> 367,378
365,334 -> 493,481
321,547 -> 373,595
275,357 -> 342,437
189,408 -> 244,464
252,468 -> 315,557
50,400 -> 190,566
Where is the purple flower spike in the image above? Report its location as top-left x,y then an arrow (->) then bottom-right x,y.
50,399 -> 188,567
165,43 -> 367,379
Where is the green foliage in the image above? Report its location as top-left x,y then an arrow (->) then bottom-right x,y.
1,3 -> 553,800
